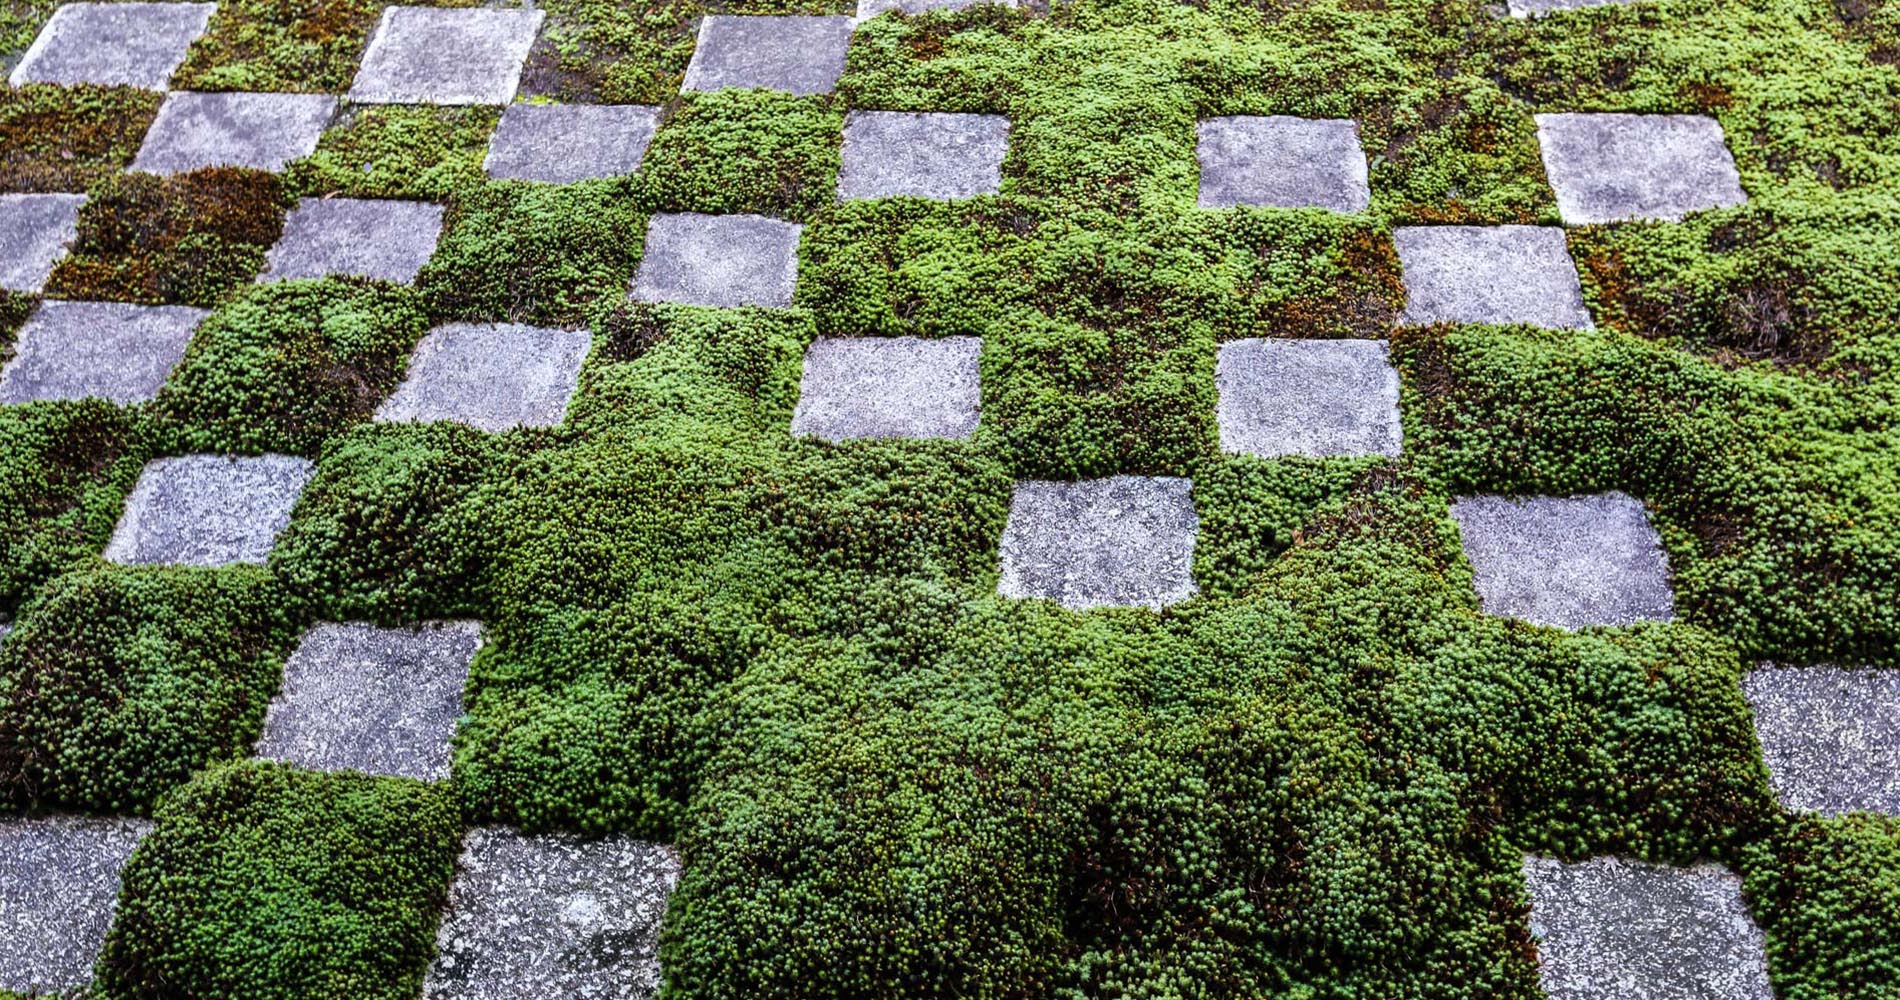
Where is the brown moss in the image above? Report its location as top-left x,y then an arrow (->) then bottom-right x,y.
173,0 -> 384,92
0,85 -> 163,194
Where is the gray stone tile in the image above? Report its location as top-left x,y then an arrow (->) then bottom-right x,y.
1196,115 -> 1370,213
0,193 -> 85,294
262,198 -> 445,284
131,91 -> 335,175
103,453 -> 313,566
1214,338 -> 1402,459
680,15 -> 853,97
1535,113 -> 1748,225
631,212 -> 801,309
859,0 -> 1014,16
255,620 -> 482,783
1397,226 -> 1592,329
424,828 -> 681,1000
375,323 -> 592,433
998,476 -> 1199,611
7,2 -> 214,89
1507,0 -> 1636,15
1450,492 -> 1675,630
0,814 -> 151,995
484,103 -> 661,184
837,111 -> 1009,201
1743,664 -> 1900,817
791,335 -> 981,441
1523,855 -> 1773,1000
348,6 -> 545,106
0,300 -> 204,405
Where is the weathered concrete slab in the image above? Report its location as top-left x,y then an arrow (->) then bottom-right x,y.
791,335 -> 982,441
631,212 -> 802,309
0,193 -> 85,293
837,111 -> 1009,201
859,0 -> 1015,16
8,2 -> 215,89
1743,664 -> 1900,817
103,453 -> 313,566
998,476 -> 1199,611
374,323 -> 592,433
1214,338 -> 1402,459
348,6 -> 545,105
680,16 -> 853,97
1507,0 -> 1637,15
262,198 -> 445,284
1450,492 -> 1675,629
1523,855 -> 1773,1000
484,103 -> 661,184
1396,225 -> 1593,329
1196,116 -> 1370,213
131,91 -> 335,175
0,300 -> 204,405
1535,114 -> 1747,225
0,814 -> 152,995
425,828 -> 681,1000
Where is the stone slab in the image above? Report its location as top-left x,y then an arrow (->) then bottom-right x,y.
1396,225 -> 1593,329
1214,338 -> 1402,458
1742,664 -> 1900,817
680,16 -> 853,97
631,212 -> 802,309
791,335 -> 982,441
425,828 -> 681,1000
0,814 -> 152,995
836,111 -> 1009,201
1196,115 -> 1370,213
0,300 -> 205,405
254,620 -> 482,782
859,0 -> 1015,16
262,197 -> 445,284
1507,0 -> 1637,15
0,193 -> 85,294
8,2 -> 215,89
1523,855 -> 1773,1000
375,323 -> 592,433
1535,113 -> 1748,225
484,103 -> 661,184
998,476 -> 1200,611
348,6 -> 545,106
131,91 -> 335,175
103,453 -> 313,566
1450,492 -> 1675,629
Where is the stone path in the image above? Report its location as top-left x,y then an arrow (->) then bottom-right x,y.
837,112 -> 1011,201
349,7 -> 545,106
681,16 -> 854,97
1395,226 -> 1592,330
0,193 -> 85,293
1450,492 -> 1675,629
375,323 -> 593,433
131,92 -> 335,175
1743,664 -> 1900,817
998,476 -> 1200,611
0,814 -> 151,995
1535,114 -> 1748,225
1195,116 -> 1370,212
0,300 -> 205,405
1214,338 -> 1402,458
103,453 -> 313,566
792,335 -> 983,442
632,213 -> 803,309
262,198 -> 446,285
7,2 -> 213,89
485,104 -> 662,185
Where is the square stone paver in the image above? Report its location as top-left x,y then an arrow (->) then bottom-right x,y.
348,6 -> 545,105
998,476 -> 1200,611
1743,664 -> 1900,817
7,2 -> 215,89
1196,116 -> 1370,213
1535,114 -> 1748,224
374,323 -> 593,433
0,300 -> 205,405
484,103 -> 661,184
1450,492 -> 1675,629
424,828 -> 682,1000
131,91 -> 336,175
859,0 -> 1014,15
0,193 -> 85,293
1523,855 -> 1773,1000
837,111 -> 1010,201
1507,0 -> 1635,14
1214,338 -> 1402,458
0,815 -> 152,995
1396,226 -> 1593,329
791,336 -> 982,442
631,212 -> 802,309
261,198 -> 446,284
103,453 -> 313,566
254,620 -> 482,782
680,16 -> 853,97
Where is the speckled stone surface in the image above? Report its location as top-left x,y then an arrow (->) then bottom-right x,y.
484,103 -> 661,184
998,476 -> 1200,611
375,323 -> 593,433
103,453 -> 313,566
0,193 -> 85,294
348,6 -> 545,105
8,2 -> 214,89
680,16 -> 853,97
1507,0 -> 1637,15
0,814 -> 152,995
837,111 -> 1010,201
131,91 -> 335,175
262,197 -> 445,284
1450,492 -> 1675,629
1535,114 -> 1748,224
1523,855 -> 1773,1000
631,212 -> 802,308
859,0 -> 1014,16
424,828 -> 682,1000
791,335 -> 982,441
1196,115 -> 1370,212
1395,225 -> 1593,329
1743,664 -> 1900,816
0,300 -> 205,404
1214,338 -> 1402,458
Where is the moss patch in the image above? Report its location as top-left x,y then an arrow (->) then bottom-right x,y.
0,84 -> 163,194
174,0 -> 385,93
282,104 -> 499,201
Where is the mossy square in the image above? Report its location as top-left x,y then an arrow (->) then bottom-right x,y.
1396,226 -> 1593,329
1450,492 -> 1675,629
348,7 -> 545,106
837,111 -> 1010,201
791,336 -> 982,441
1743,665 -> 1900,817
1535,114 -> 1748,224
1195,116 -> 1370,213
131,92 -> 335,175
1214,338 -> 1401,458
0,193 -> 85,293
483,103 -> 661,184
0,300 -> 205,404
632,212 -> 802,308
262,198 -> 446,284
374,323 -> 593,433
681,16 -> 854,98
7,2 -> 215,89
104,453 -> 313,566
998,476 -> 1200,611
0,815 -> 151,995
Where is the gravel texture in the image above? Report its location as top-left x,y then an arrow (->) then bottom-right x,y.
483,103 -> 662,184
791,335 -> 982,441
632,212 -> 802,309
8,2 -> 215,89
131,91 -> 335,175
0,193 -> 85,293
1535,113 -> 1748,224
836,111 -> 1011,201
1450,492 -> 1675,629
859,0 -> 1014,15
375,323 -> 593,433
0,814 -> 152,995
680,16 -> 854,97
1507,0 -> 1638,14
1395,225 -> 1593,329
0,300 -> 205,405
998,476 -> 1200,611
1195,115 -> 1370,212
1742,663 -> 1900,816
262,197 -> 446,284
348,6 -> 545,105
103,453 -> 314,566
1214,338 -> 1402,458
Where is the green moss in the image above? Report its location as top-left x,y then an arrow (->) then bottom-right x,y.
636,89 -> 846,222
0,84 -> 163,194
0,0 -> 57,57
1742,814 -> 1900,999
0,398 -> 142,611
173,0 -> 385,93
282,105 -> 499,200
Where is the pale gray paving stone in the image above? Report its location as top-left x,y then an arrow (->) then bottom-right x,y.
680,15 -> 853,97
7,2 -> 214,89
0,300 -> 204,405
791,335 -> 982,441
998,476 -> 1199,611
1450,492 -> 1675,629
1507,0 -> 1637,15
0,814 -> 152,995
859,0 -> 1015,16
262,198 -> 445,284
1535,114 -> 1748,225
631,212 -> 802,309
1742,664 -> 1900,816
103,453 -> 313,566
425,828 -> 681,1000
1196,115 -> 1370,213
254,620 -> 482,782
1523,855 -> 1773,1000
484,103 -> 661,184
1396,225 -> 1593,329
0,193 -> 85,293
131,91 -> 335,175
348,6 -> 545,105
1214,338 -> 1402,459
375,323 -> 592,433
837,111 -> 1010,201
